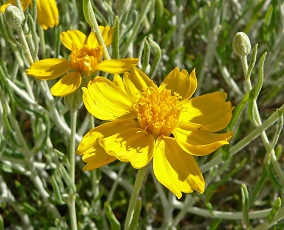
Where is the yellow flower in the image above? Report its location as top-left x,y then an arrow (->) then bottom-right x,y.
26,27 -> 138,97
77,66 -> 233,198
1,0 -> 59,30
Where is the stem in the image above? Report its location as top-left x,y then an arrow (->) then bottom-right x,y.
16,27 -> 34,65
2,98 -> 62,219
172,195 -> 196,226
124,165 -> 149,230
107,163 -> 127,202
69,109 -> 78,230
253,205 -> 284,230
173,200 -> 271,220
100,166 -> 133,194
240,55 -> 251,91
38,26 -> 46,58
83,0 -> 110,60
244,53 -> 284,186
200,103 -> 284,173
40,81 -> 82,142
240,55 -> 248,78
151,168 -> 167,209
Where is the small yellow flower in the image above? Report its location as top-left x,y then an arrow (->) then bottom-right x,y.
1,0 -> 59,30
77,66 -> 234,198
27,27 -> 138,97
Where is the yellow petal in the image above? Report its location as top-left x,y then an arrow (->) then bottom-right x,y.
173,127 -> 233,156
77,129 -> 114,170
36,0 -> 59,30
60,30 -> 87,50
180,92 -> 233,132
123,66 -> 157,99
153,136 -> 205,199
95,58 -> 138,74
163,68 -> 197,101
99,128 -> 154,169
82,77 -> 134,121
87,32 -> 99,49
87,26 -> 114,49
77,118 -> 137,170
50,72 -> 81,97
113,74 -> 127,92
83,153 -> 116,171
1,0 -> 30,12
26,58 -> 72,80
100,26 -> 114,47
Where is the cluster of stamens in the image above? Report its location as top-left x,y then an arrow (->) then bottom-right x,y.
134,84 -> 181,137
70,44 -> 103,75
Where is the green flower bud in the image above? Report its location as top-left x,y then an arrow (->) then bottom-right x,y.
233,32 -> 251,58
3,5 -> 24,29
114,0 -> 132,16
64,89 -> 83,111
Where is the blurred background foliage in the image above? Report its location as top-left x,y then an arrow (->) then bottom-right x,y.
0,0 -> 284,229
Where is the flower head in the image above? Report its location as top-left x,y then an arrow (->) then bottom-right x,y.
77,66 -> 233,198
1,0 -> 59,30
26,27 -> 138,97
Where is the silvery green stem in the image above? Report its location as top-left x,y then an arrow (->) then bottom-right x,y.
68,109 -> 78,230
83,0 -> 111,60
124,165 -> 148,230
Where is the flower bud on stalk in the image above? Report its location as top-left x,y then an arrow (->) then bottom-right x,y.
233,32 -> 251,58
3,5 -> 24,29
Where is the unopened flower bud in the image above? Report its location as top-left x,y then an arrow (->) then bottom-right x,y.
114,0 -> 132,16
233,32 -> 251,58
3,5 -> 24,29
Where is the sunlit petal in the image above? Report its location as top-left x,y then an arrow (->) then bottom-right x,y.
153,136 -> 204,199
113,74 -> 127,92
36,0 -> 59,30
100,128 -> 154,169
82,77 -> 134,120
95,58 -> 138,74
163,68 -> 197,101
87,26 -> 114,48
124,66 -> 157,99
26,58 -> 72,80
100,26 -> 114,47
77,119 -> 137,170
60,30 -> 87,50
173,127 -> 233,156
180,92 -> 233,132
50,72 -> 81,97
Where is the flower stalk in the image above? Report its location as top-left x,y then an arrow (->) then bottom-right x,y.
68,109 -> 78,230
83,0 -> 111,60
124,165 -> 149,230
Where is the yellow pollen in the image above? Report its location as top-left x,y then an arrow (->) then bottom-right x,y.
70,44 -> 103,75
134,84 -> 181,137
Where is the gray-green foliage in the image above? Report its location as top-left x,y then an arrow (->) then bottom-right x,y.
1,0 -> 284,229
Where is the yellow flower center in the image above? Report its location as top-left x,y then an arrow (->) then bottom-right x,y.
134,84 -> 182,137
70,44 -> 103,75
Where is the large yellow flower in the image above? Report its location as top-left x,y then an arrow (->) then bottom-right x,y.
27,27 -> 138,97
1,0 -> 59,30
77,66 -> 233,198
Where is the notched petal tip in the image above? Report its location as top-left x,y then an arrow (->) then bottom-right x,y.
153,136 -> 205,198
163,67 -> 197,101
60,30 -> 87,50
